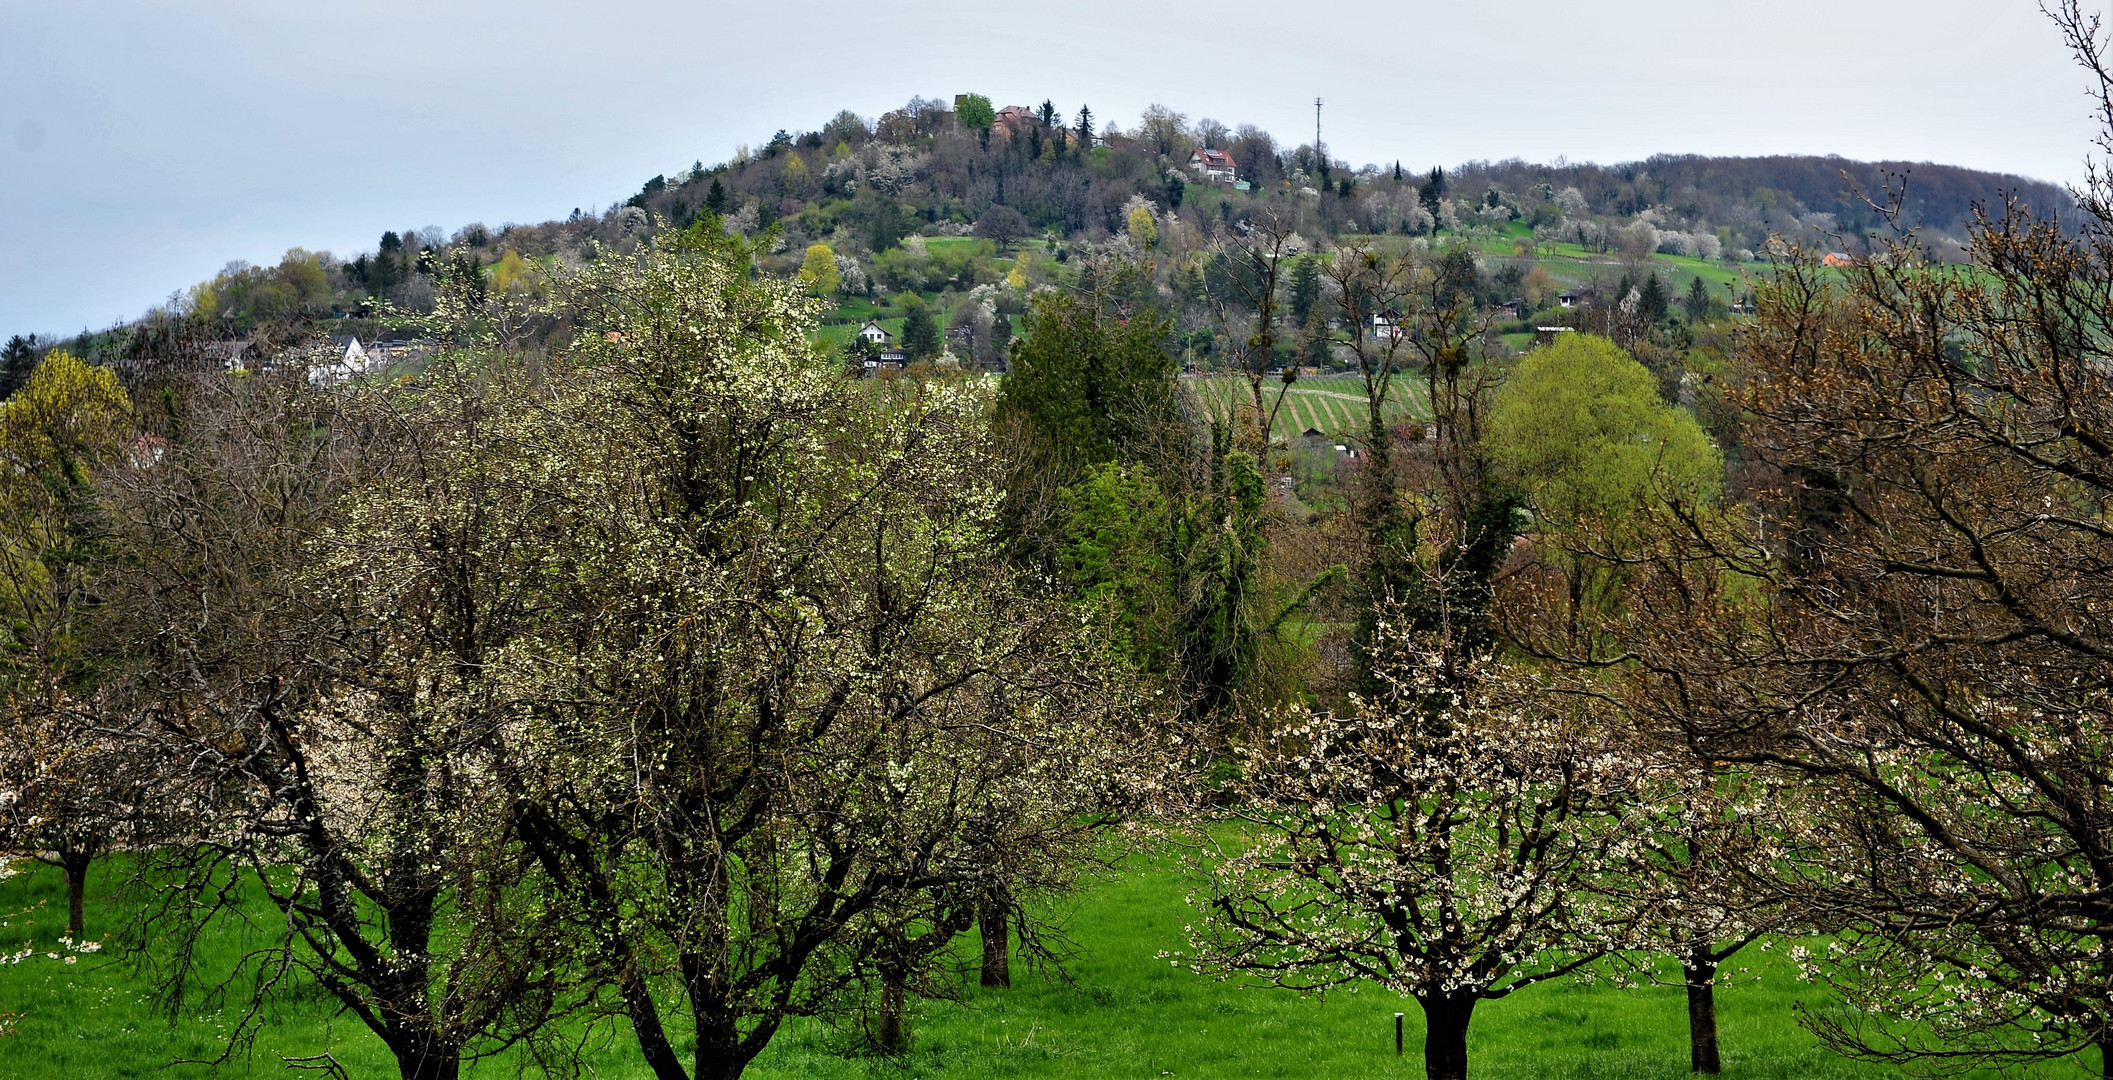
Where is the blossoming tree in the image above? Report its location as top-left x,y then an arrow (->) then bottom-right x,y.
1188,620 -> 1637,1080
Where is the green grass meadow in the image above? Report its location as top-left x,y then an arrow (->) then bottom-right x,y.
1186,374 -> 1430,438
1,853 -> 2084,1079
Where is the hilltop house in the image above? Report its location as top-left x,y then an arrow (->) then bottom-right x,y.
1189,147 -> 1237,183
858,320 -> 890,346
994,105 -> 1038,132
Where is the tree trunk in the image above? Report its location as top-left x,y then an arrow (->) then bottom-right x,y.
59,849 -> 92,938
1685,956 -> 1721,1073
876,977 -> 907,1055
979,901 -> 1010,988
693,1002 -> 750,1080
1416,994 -> 1476,1080
620,963 -> 691,1080
393,1033 -> 461,1080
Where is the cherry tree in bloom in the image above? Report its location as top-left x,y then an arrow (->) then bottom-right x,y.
1186,620 -> 1640,1080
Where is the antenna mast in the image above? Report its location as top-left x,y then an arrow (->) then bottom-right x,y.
1314,97 -> 1324,168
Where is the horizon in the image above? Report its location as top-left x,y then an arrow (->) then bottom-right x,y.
2,0 -> 2099,336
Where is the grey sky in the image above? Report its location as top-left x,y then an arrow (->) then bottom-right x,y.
0,0 -> 2099,336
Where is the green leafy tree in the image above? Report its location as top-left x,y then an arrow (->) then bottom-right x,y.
1125,204 -> 1158,252
994,289 -> 1176,475
1488,332 -> 1719,635
954,93 -> 995,131
0,351 -> 138,938
1060,463 -> 1173,670
797,242 -> 841,294
1490,333 -> 1719,535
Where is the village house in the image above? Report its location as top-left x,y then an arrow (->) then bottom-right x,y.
329,335 -> 368,369
858,320 -> 891,346
1189,147 -> 1237,184
205,339 -> 255,371
305,335 -> 376,387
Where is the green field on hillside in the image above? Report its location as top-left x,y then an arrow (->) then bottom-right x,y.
0,855 -> 2075,1079
1186,374 -> 1431,438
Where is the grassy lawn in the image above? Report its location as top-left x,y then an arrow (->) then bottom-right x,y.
0,854 -> 2083,1079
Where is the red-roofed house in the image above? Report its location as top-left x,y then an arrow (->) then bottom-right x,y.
1189,147 -> 1237,183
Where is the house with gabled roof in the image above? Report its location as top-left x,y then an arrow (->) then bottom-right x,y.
1189,147 -> 1236,183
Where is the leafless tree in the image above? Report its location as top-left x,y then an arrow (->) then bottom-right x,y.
1598,9 -> 2113,1063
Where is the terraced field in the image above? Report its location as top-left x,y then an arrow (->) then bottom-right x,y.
1185,374 -> 1430,438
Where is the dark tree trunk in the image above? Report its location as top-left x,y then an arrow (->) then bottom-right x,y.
1685,955 -> 1721,1073
621,963 -> 690,1080
394,1037 -> 460,1080
979,901 -> 1010,988
692,995 -> 759,1080
876,977 -> 907,1054
1417,993 -> 1476,1080
59,848 -> 92,938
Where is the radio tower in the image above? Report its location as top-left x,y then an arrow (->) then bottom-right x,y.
1314,97 -> 1324,176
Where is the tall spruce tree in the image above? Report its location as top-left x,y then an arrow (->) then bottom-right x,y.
900,299 -> 940,360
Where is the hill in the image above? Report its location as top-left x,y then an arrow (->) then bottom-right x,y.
3,93 -> 2075,377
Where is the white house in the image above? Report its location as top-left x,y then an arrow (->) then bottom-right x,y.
1189,147 -> 1237,184
308,335 -> 373,387
331,335 -> 368,368
858,320 -> 891,346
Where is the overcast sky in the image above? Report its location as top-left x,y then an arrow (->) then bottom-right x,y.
1,0 -> 2100,336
